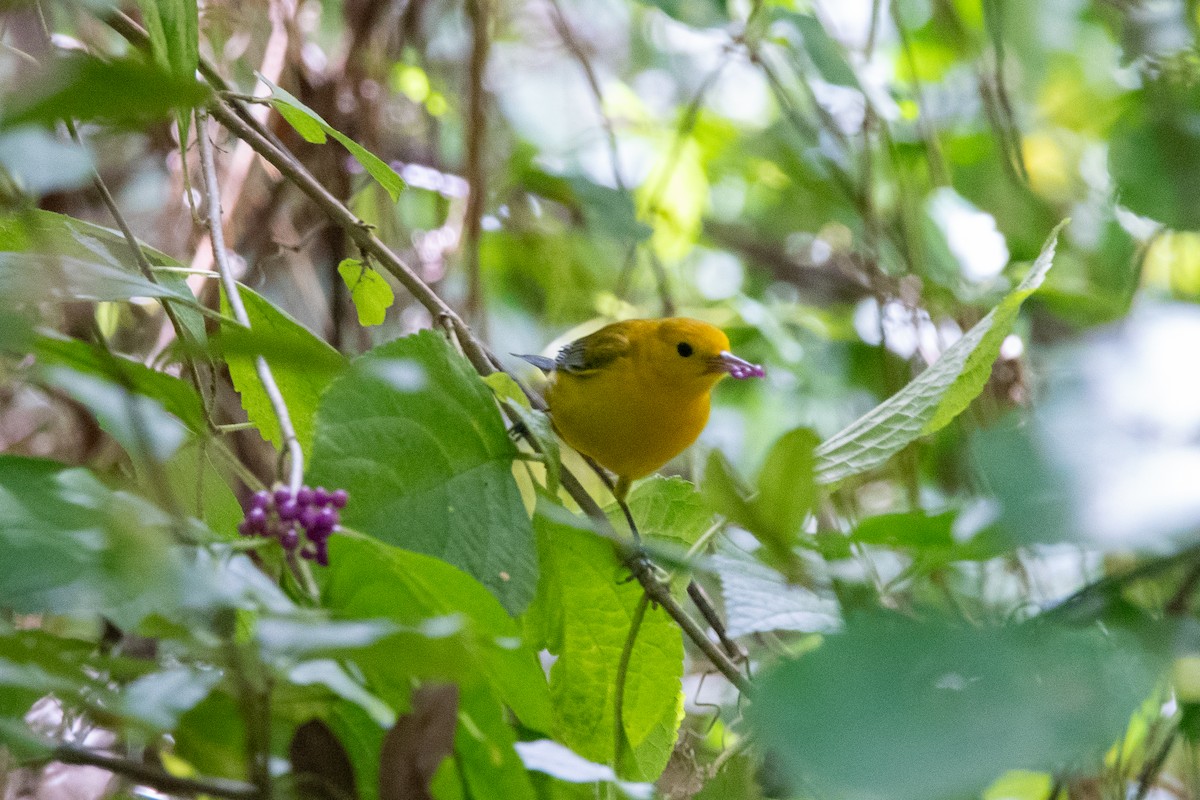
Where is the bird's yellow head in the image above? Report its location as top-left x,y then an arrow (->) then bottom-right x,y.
640,318 -> 764,394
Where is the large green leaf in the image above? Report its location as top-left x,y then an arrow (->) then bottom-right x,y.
530,510 -> 684,781
750,613 -> 1165,800
220,284 -> 346,454
321,534 -> 551,733
814,221 -> 1066,485
307,331 -> 537,615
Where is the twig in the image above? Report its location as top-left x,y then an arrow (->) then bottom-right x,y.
52,745 -> 259,800
195,108 -> 304,495
1133,727 -> 1178,800
463,0 -> 490,330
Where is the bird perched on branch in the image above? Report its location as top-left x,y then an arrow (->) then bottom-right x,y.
517,318 -> 764,499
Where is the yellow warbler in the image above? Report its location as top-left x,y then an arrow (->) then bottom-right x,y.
517,318 -> 764,498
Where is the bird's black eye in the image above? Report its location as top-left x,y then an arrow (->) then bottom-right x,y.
676,342 -> 694,358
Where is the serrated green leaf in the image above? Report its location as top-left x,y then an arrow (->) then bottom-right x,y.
751,612 -> 1165,800
610,476 -> 712,548
712,540 -> 839,638
322,534 -> 551,732
308,331 -> 537,615
533,510 -> 683,781
815,221 -> 1066,485
337,258 -> 395,326
220,284 -> 346,454
263,77 -> 405,201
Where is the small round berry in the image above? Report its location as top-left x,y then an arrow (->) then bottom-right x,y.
273,488 -> 291,507
312,507 -> 337,535
298,505 -> 319,531
250,490 -> 271,510
280,525 -> 300,550
277,499 -> 300,521
299,546 -> 316,560
314,543 -> 330,567
245,507 -> 268,532
296,486 -> 314,505
237,519 -> 253,536
312,487 -> 330,506
331,489 -> 349,508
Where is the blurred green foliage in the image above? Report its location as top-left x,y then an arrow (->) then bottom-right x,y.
2,0 -> 1200,798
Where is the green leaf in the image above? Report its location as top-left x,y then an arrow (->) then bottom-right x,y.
0,457 -> 180,627
321,534 -> 551,733
220,284 -> 346,454
852,510 -> 1006,564
36,334 -> 205,432
263,77 -> 405,201
3,54 -> 209,129
815,221 -> 1066,485
1109,83 -> 1200,231
0,209 -> 207,344
0,252 -> 202,307
754,428 -> 819,549
778,12 -> 861,88
484,372 -> 561,496
337,258 -> 395,326
137,0 -> 199,80
455,684 -> 538,800
532,510 -> 684,781
700,450 -> 757,532
119,665 -> 224,731
750,613 -> 1165,800
40,364 -> 192,463
307,331 -> 537,615
702,430 -> 818,582
638,0 -> 727,28
0,127 -> 92,196
711,541 -> 839,638
609,476 -> 712,549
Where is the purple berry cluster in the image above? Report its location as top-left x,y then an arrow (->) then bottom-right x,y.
238,485 -> 348,566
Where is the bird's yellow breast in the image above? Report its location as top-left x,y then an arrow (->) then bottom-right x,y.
546,352 -> 714,481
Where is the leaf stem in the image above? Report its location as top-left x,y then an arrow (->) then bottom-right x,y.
613,594 -> 650,776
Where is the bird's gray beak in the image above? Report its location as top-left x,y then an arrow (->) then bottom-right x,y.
712,351 -> 765,380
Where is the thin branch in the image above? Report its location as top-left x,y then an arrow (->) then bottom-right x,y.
196,108 -> 305,495
52,746 -> 260,800
463,0 -> 490,330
